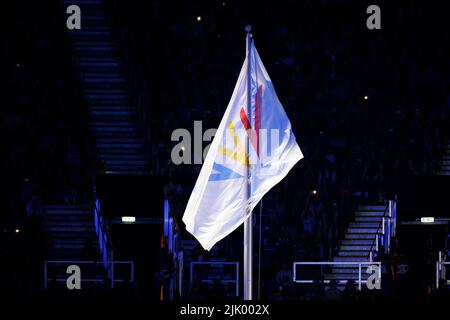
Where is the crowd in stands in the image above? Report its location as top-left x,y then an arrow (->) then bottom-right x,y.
109,1 -> 450,299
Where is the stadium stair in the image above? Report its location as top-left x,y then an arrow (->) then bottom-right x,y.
65,0 -> 148,175
43,204 -> 107,288
325,201 -> 387,284
436,140 -> 450,176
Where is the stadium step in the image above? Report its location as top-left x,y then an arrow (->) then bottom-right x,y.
332,267 -> 364,274
356,205 -> 386,211
341,239 -> 374,246
71,31 -> 112,37
98,149 -> 145,156
91,121 -> 135,127
79,62 -> 120,67
46,221 -> 94,227
338,251 -> 369,257
333,256 -> 369,262
354,211 -> 385,217
345,233 -> 377,240
80,72 -> 123,78
349,222 -> 380,228
325,274 -> 369,280
339,245 -> 372,251
93,126 -> 137,133
347,228 -> 379,234
48,243 -> 100,251
354,216 -> 383,222
89,110 -> 135,117
98,153 -> 146,160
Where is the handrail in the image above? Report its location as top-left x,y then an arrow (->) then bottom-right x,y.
172,214 -> 183,249
367,201 -> 390,260
92,186 -> 114,278
164,199 -> 183,251
293,261 -> 381,291
93,198 -> 113,265
45,260 -> 131,264
436,251 -> 449,289
436,262 -> 450,289
44,260 -> 134,289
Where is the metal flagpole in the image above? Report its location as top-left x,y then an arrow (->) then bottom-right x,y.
257,199 -> 263,300
243,24 -> 253,300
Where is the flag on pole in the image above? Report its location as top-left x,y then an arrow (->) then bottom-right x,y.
182,39 -> 303,251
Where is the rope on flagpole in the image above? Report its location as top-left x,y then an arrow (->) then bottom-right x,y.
253,37 -> 262,301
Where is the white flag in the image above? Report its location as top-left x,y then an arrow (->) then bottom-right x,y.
182,40 -> 303,250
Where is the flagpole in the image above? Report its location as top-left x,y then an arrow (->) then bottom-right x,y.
243,24 -> 253,301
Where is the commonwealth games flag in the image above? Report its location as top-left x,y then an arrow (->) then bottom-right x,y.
182,39 -> 303,250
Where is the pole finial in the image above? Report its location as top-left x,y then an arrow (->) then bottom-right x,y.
245,25 -> 252,33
